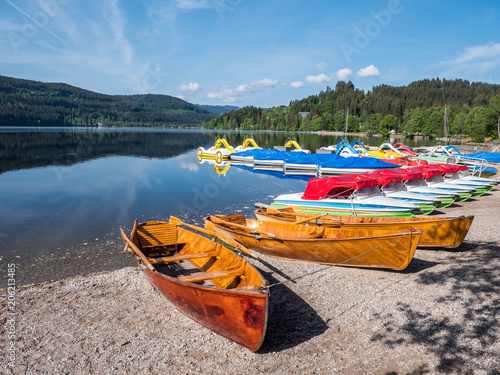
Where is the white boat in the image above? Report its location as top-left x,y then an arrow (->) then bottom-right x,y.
418,165 -> 492,196
197,138 -> 234,163
361,172 -> 440,214
232,138 -> 261,153
362,167 -> 459,207
433,164 -> 498,188
457,170 -> 500,185
273,175 -> 419,217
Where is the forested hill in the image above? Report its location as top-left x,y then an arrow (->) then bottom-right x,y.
0,76 -> 215,127
198,104 -> 239,115
204,78 -> 500,141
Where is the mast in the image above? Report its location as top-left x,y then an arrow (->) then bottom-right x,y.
344,106 -> 349,138
441,88 -> 450,144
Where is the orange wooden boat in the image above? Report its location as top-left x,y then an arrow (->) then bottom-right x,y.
120,218 -> 269,351
204,214 -> 422,270
253,205 -> 474,248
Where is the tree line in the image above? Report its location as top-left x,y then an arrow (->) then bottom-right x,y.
203,78 -> 500,141
0,76 -> 215,127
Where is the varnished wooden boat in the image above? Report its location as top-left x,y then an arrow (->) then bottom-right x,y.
120,218 -> 269,351
253,205 -> 474,248
204,214 -> 422,270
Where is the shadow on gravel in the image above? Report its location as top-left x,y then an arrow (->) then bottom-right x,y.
370,242 -> 500,374
421,241 -> 481,253
252,258 -> 328,353
399,257 -> 439,274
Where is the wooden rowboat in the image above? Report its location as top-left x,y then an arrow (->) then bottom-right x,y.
254,205 -> 474,248
120,218 -> 269,351
204,214 -> 422,270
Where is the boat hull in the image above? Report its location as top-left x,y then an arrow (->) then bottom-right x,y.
143,269 -> 268,352
206,218 -> 421,270
404,187 -> 457,207
254,209 -> 474,248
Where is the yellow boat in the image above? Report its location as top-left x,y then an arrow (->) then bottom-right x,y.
121,218 -> 269,351
253,205 -> 473,248
205,213 -> 422,270
197,138 -> 235,163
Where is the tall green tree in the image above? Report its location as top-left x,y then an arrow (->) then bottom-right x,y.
378,115 -> 394,137
487,95 -> 500,139
464,107 -> 489,141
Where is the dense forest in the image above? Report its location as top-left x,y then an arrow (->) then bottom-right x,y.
0,76 -> 215,127
204,78 -> 500,141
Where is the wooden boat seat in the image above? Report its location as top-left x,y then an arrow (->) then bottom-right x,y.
148,250 -> 219,264
137,223 -> 178,250
178,268 -> 245,283
220,214 -> 246,226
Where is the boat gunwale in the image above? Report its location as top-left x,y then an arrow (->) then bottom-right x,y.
205,215 -> 422,242
129,220 -> 269,293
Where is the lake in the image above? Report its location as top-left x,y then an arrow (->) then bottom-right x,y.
0,127 -> 436,285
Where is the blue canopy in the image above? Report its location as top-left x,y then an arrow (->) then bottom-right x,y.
281,153 -> 334,164
232,149 -> 401,169
319,154 -> 400,169
252,150 -> 308,161
230,149 -> 281,159
467,152 -> 500,163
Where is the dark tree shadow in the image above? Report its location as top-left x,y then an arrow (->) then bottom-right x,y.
399,257 -> 440,274
422,241 -> 482,253
370,242 -> 500,374
251,258 -> 329,353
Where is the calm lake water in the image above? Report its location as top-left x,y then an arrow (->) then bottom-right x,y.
0,127 -> 436,285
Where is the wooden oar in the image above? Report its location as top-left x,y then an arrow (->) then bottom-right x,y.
169,216 -> 253,256
209,215 -> 278,238
293,213 -> 328,225
120,228 -> 156,272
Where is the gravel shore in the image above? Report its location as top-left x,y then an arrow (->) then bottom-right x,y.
2,185 -> 499,374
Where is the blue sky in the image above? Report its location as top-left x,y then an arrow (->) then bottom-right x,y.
1,0 -> 499,108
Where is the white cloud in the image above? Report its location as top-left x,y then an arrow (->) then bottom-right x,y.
107,0 -> 133,64
317,62 -> 327,70
336,68 -> 352,80
289,81 -> 304,88
207,78 -> 278,102
131,63 -> 167,94
453,42 -> 500,64
173,0 -> 211,10
305,73 -> 331,84
357,64 -> 380,77
178,82 -> 200,91
235,78 -> 278,93
438,42 -> 500,77
207,85 -> 241,102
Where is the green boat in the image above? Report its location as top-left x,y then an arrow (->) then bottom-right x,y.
271,203 -> 416,218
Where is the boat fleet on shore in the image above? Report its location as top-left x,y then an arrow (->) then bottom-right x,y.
121,137 -> 499,351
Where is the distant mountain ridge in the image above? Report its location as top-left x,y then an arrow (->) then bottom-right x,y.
0,75 -> 215,127
198,104 -> 239,115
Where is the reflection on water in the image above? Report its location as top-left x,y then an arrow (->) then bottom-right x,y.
0,127 -> 436,285
0,127 -> 214,174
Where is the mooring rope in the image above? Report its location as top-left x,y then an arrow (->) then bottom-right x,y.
259,230 -> 411,290
260,245 -> 380,290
